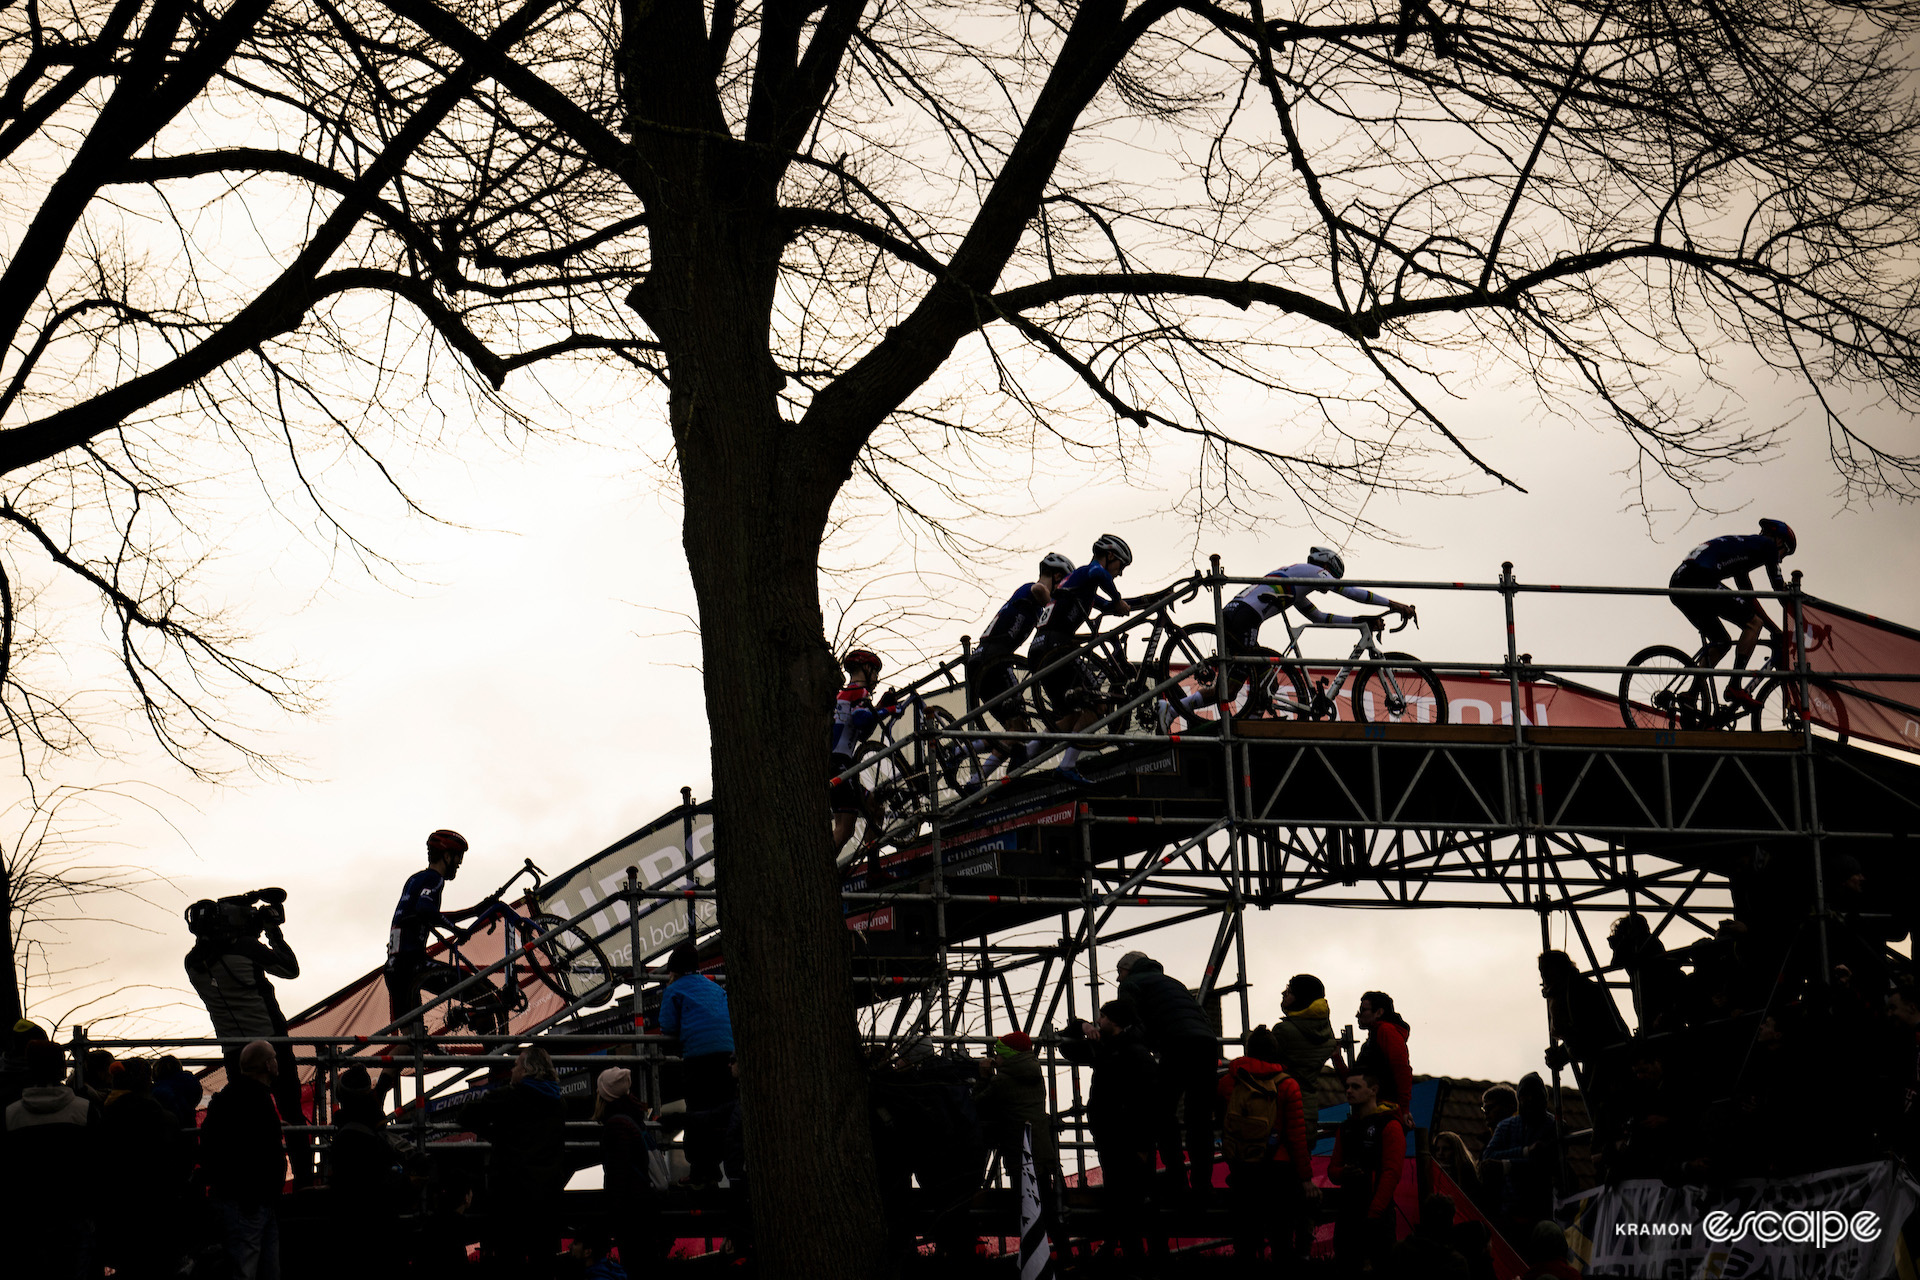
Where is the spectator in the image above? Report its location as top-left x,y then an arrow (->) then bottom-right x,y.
1604,1046 -> 1684,1182
1272,974 -> 1341,1112
330,1065 -> 408,1263
151,1054 -> 203,1130
562,1233 -> 628,1280
657,941 -> 734,1190
1215,1024 -> 1315,1276
1539,951 -> 1628,1093
185,888 -> 312,1184
465,1044 -> 570,1277
1388,1193 -> 1468,1280
1060,999 -> 1163,1269
1452,1218 -> 1498,1280
77,1046 -> 115,1104
886,1035 -> 988,1265
1608,914 -> 1687,1033
595,1066 -> 668,1267
0,1016 -> 50,1109
1888,978 -> 1920,1167
199,1040 -> 289,1280
1349,990 -> 1413,1108
1115,950 -> 1221,1197
1431,1085 -> 1517,1218
3,1037 -> 101,1278
1482,1072 -> 1557,1228
1519,1220 -> 1578,1280
1328,1067 -> 1405,1275
101,1058 -> 189,1279
974,1030 -> 1060,1235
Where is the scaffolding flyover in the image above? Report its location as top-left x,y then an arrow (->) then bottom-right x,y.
74,562 -> 1920,1247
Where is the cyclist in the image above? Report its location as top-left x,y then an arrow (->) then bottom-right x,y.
1027,534 -> 1135,785
948,552 -> 1076,794
1667,518 -> 1796,712
831,649 -> 902,848
1156,547 -> 1415,729
381,829 -> 486,1093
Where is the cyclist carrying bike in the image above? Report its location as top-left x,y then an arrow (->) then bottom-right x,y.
1027,534 -> 1135,786
831,649 -> 902,848
1156,547 -> 1415,729
381,829 -> 486,1091
947,552 -> 1076,794
1667,518 -> 1796,712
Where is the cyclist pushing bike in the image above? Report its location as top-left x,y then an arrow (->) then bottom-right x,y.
1027,534 -> 1135,786
1156,547 -> 1416,730
1666,518 -> 1796,713
381,829 -> 487,1092
831,649 -> 904,849
947,551 -> 1077,795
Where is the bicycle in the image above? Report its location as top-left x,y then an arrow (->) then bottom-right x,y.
1150,610 -> 1449,725
1028,586 -> 1201,732
428,858 -> 615,1032
1618,624 -> 1851,734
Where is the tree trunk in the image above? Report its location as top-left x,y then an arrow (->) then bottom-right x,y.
677,364 -> 891,1277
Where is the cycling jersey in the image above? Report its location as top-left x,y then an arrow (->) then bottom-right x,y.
829,683 -> 896,760
1233,564 -> 1392,629
1675,535 -> 1787,593
1032,563 -> 1128,648
388,868 -> 450,967
974,582 -> 1049,658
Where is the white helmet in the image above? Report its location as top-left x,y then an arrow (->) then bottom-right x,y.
1039,552 -> 1075,580
1307,546 -> 1345,578
1091,533 -> 1133,569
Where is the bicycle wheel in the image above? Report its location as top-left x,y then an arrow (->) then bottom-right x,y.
1352,653 -> 1448,725
1619,644 -> 1715,730
1752,674 -> 1852,737
526,913 -> 615,1007
1152,624 -> 1315,722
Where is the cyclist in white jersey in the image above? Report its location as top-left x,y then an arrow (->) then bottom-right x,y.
1156,548 -> 1415,729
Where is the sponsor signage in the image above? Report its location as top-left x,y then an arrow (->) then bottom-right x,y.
534,801 -> 717,972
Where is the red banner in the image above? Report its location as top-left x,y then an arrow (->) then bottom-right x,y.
1172,668 -> 1623,728
1799,598 -> 1920,754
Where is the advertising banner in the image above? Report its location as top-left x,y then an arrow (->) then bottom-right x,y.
1800,597 -> 1920,755
1569,1159 -> 1920,1278
533,800 -> 717,973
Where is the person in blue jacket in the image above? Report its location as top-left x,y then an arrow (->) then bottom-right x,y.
658,941 -> 734,1189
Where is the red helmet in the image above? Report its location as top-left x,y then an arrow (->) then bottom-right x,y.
427,829 -> 469,856
843,649 -> 883,675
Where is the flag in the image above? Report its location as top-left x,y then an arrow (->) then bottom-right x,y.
1019,1122 -> 1055,1280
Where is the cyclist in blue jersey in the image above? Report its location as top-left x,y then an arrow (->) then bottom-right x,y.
1027,534 -> 1135,785
381,829 -> 485,1093
1667,518 -> 1796,711
1156,547 -> 1415,729
947,552 -> 1076,794
831,649 -> 901,848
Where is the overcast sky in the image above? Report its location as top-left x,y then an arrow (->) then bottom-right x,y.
11,335 -> 1917,1088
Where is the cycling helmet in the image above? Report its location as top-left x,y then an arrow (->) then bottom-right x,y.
1039,552 -> 1075,580
1307,545 -> 1346,579
1090,533 -> 1133,569
843,649 -> 883,675
1758,518 -> 1797,555
427,829 -> 469,856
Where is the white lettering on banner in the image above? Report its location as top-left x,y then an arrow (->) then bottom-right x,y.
1573,1161 -> 1918,1279
541,822 -> 717,968
1452,698 -> 1496,725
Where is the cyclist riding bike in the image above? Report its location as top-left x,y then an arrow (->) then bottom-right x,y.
1026,534 -> 1135,786
830,649 -> 902,848
949,552 -> 1076,794
1666,518 -> 1796,712
1156,547 -> 1415,729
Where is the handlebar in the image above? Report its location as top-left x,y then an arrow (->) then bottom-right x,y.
482,858 -> 545,907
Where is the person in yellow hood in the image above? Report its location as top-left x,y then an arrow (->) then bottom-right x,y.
1272,974 -> 1340,1099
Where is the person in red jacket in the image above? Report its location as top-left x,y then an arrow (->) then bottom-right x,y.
1216,1025 -> 1319,1275
1328,1067 -> 1405,1273
1345,990 -> 1413,1108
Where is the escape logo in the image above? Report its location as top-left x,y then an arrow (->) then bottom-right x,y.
1614,1211 -> 1882,1246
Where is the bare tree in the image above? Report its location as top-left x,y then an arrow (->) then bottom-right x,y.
8,0 -> 1920,1273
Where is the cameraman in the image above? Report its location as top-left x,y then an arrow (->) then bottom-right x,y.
185,888 -> 313,1186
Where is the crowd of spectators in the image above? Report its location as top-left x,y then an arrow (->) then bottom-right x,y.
9,849 -> 1913,1278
